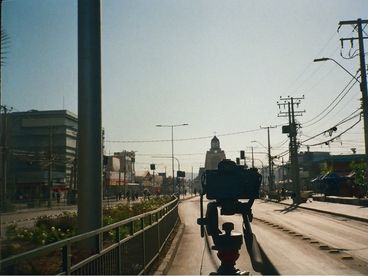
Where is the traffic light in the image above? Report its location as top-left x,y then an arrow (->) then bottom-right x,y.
240,150 -> 245,159
177,171 -> 185,177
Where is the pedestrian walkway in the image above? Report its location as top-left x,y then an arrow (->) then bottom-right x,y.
270,198 -> 368,223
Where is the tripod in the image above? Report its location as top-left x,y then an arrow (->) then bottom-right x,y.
198,198 -> 264,275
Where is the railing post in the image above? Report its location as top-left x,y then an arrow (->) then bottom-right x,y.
141,217 -> 146,268
157,211 -> 161,254
62,243 -> 72,275
129,221 -> 134,235
115,227 -> 122,275
97,233 -> 103,253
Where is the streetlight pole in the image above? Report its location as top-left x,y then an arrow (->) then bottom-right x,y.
314,56 -> 367,155
156,124 -> 188,194
314,18 -> 368,155
252,127 -> 276,192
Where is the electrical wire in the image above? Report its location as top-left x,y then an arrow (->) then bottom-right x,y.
106,128 -> 263,143
302,114 -> 362,147
287,31 -> 339,96
300,110 -> 361,144
273,138 -> 289,148
301,74 -> 359,128
335,108 -> 362,125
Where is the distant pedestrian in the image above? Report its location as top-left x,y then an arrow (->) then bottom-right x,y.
56,192 -> 61,203
143,188 -> 148,200
281,188 -> 286,200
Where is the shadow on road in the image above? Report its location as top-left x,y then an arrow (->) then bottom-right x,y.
258,241 -> 280,275
274,203 -> 300,214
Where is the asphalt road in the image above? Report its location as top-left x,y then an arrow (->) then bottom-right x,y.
0,199 -> 123,236
167,197 -> 368,275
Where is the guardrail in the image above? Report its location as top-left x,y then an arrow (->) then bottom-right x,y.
0,197 -> 179,275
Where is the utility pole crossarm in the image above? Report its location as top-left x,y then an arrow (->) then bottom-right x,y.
339,37 -> 368,41
339,19 -> 368,25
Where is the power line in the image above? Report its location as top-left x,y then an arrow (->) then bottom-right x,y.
301,72 -> 359,127
287,31 -> 339,95
302,114 -> 362,147
106,127 -> 263,143
301,109 -> 362,144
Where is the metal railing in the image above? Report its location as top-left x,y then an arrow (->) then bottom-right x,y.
0,197 -> 179,275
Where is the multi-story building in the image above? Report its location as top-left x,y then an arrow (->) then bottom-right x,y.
103,151 -> 137,196
6,110 -> 78,203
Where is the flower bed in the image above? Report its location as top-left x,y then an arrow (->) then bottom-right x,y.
2,196 -> 173,260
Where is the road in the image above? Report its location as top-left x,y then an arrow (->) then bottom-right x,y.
0,199 -> 124,235
167,197 -> 368,275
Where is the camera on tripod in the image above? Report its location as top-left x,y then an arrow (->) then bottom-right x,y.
197,159 -> 264,274
204,159 -> 261,201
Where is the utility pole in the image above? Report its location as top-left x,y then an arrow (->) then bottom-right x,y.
47,127 -> 53,208
78,0 -> 102,253
251,146 -> 254,168
191,166 -> 193,194
123,154 -> 127,195
338,18 -> 368,156
260,126 -> 277,192
1,105 -> 10,211
0,1 -> 3,212
278,96 -> 305,203
282,157 -> 285,185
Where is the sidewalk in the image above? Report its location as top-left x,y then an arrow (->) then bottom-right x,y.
268,198 -> 368,223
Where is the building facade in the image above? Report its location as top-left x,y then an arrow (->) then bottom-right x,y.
204,136 -> 226,170
194,136 -> 226,193
103,151 -> 137,197
6,110 -> 78,203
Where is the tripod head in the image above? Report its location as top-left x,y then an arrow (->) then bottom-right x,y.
197,159 -> 263,274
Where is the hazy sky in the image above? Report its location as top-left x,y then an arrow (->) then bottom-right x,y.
3,0 -> 368,174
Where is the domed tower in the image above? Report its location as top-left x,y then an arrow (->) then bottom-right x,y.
205,136 -> 226,170
211,136 -> 220,150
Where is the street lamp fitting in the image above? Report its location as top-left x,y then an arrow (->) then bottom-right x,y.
313,57 -> 360,83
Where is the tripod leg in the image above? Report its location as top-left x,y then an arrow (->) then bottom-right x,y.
206,201 -> 220,236
243,215 -> 263,272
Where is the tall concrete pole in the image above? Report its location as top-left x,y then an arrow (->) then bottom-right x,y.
171,126 -> 175,194
338,19 -> 368,156
260,126 -> 276,191
289,100 -> 301,203
357,19 -> 368,156
77,0 -> 102,251
0,0 -> 4,212
47,127 -> 53,208
156,123 -> 188,194
267,128 -> 273,191
1,105 -> 7,211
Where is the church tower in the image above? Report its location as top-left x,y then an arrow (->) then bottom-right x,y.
205,136 -> 226,170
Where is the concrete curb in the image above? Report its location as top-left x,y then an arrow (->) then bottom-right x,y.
155,223 -> 185,275
178,195 -> 197,202
266,199 -> 368,224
